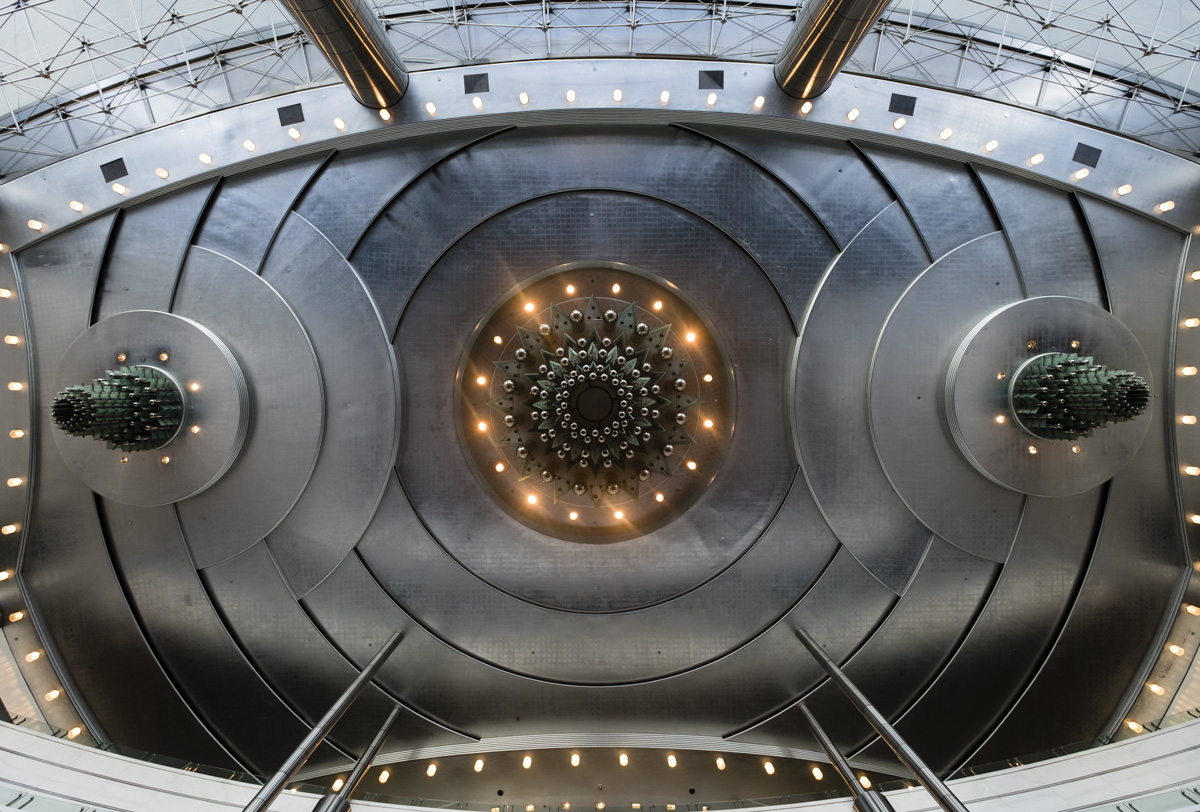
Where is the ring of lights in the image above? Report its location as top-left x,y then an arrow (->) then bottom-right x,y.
51,310 -> 249,506
945,296 -> 1152,497
458,262 -> 735,541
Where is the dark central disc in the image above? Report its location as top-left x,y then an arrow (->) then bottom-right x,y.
575,384 -> 615,424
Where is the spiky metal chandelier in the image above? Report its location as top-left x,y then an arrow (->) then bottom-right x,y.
51,366 -> 183,452
1011,352 -> 1150,440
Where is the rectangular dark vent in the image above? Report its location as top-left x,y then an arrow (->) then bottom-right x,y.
888,93 -> 917,115
277,103 -> 305,126
464,73 -> 490,94
699,70 -> 724,89
1072,142 -> 1102,168
100,158 -> 128,183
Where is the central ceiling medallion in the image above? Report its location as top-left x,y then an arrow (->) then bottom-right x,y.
458,263 -> 735,541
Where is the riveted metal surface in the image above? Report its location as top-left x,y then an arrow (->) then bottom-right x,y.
296,128 -> 504,256
193,154 -> 330,273
855,145 -> 999,261
92,182 -> 218,321
974,167 -> 1106,306
353,125 -> 836,335
869,232 -> 1026,563
356,470 -> 841,683
172,246 -> 323,568
100,498 -> 315,774
49,311 -> 249,506
680,125 -> 896,251
858,487 -> 1104,772
794,201 -> 936,594
17,215 -> 235,766
945,297 -> 1152,496
970,199 -> 1186,761
261,213 -> 397,597
398,191 -> 793,612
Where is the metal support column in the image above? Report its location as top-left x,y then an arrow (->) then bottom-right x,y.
277,0 -> 409,108
242,632 -> 402,812
311,704 -> 403,812
796,627 -> 970,812
798,702 -> 896,812
774,0 -> 895,99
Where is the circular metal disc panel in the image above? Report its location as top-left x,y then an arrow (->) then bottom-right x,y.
458,262 -> 735,542
945,296 -> 1153,496
51,310 -> 249,506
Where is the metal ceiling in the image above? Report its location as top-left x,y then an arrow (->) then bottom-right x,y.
2,0 -> 1200,177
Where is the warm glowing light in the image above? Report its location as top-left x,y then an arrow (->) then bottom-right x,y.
1029,153 -> 1044,165
1127,720 -> 1143,732
939,128 -> 952,140
846,108 -> 859,122
764,761 -> 775,775
1182,415 -> 1198,424
67,727 -> 81,738
753,95 -> 765,110
494,335 -> 503,344
655,493 -> 664,502
495,463 -> 505,473
1117,184 -> 1132,196
161,456 -> 170,464
27,220 -> 44,231
472,97 -> 483,110
569,511 -> 578,520
984,140 -> 999,152
519,92 -> 530,105
1185,466 -> 1200,476
334,118 -> 346,130
799,101 -> 812,114
667,754 -> 677,768
619,753 -> 628,766
7,382 -> 23,391
1186,318 -> 1200,327
156,167 -> 170,179
525,302 -> 535,312
571,753 -> 580,767
189,382 -> 200,391
45,689 -> 59,701
474,758 -> 484,772
111,183 -> 128,195
25,650 -> 39,662
1186,604 -> 1200,615
477,376 -> 488,385
1071,445 -> 1081,454
566,89 -> 576,103
612,283 -> 620,294
566,284 -> 575,295
332,778 -> 345,791
69,200 -> 85,212
1182,367 -> 1198,376
995,415 -> 1006,424
159,352 -> 169,361
190,426 -> 200,434
1148,683 -> 1165,695
4,335 -> 20,344
812,767 -> 823,780
0,290 -> 10,298
7,478 -> 23,487
859,776 -> 871,789
9,430 -> 23,439
1192,271 -> 1200,281
199,153 -> 213,165
478,422 -> 488,432
288,127 -> 301,140
706,92 -> 718,106
242,140 -> 256,151
116,353 -> 126,362
703,419 -> 713,428
716,757 -> 726,770
527,494 -> 538,505
427,763 -> 437,777
1072,168 -> 1089,180
426,102 -> 437,115
379,769 -> 389,783
614,510 -> 624,520
653,301 -> 662,310
523,755 -> 533,768
380,109 -> 392,120
1170,644 -> 1185,655
686,332 -> 696,342
660,90 -> 670,104
1159,201 -> 1176,212
8,611 -> 22,621
613,89 -> 623,103
703,374 -> 713,382
1027,445 -> 1038,455
597,805 -> 604,810
893,117 -> 906,129
0,571 -> 7,580
686,461 -> 697,470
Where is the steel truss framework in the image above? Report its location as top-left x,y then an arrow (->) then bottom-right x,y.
0,0 -> 1198,176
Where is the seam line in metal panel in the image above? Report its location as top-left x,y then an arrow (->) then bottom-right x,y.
850,140 -> 934,265
252,151 -> 336,276
967,161 -> 1028,300
166,181 -> 223,316
1069,190 -> 1111,312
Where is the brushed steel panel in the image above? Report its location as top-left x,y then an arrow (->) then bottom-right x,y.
17,216 -> 233,766
680,125 -> 895,251
856,145 -> 1000,260
352,125 -> 836,336
795,201 -> 935,594
297,128 -> 504,256
396,191 -> 793,612
192,154 -> 329,274
869,232 -> 1025,563
92,181 -> 217,321
975,166 -> 1106,306
856,487 -> 1104,773
172,246 -> 323,568
356,470 -> 840,683
260,213 -> 397,597
744,538 -> 997,756
969,200 -> 1186,762
100,497 -> 315,774
200,542 -> 397,764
